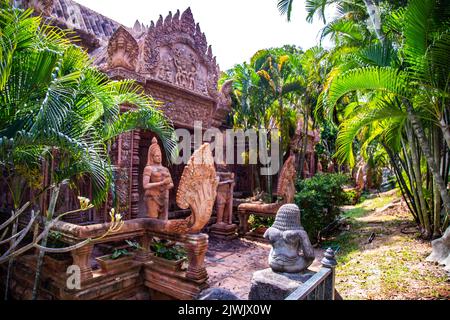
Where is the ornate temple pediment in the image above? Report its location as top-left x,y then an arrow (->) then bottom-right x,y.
141,8 -> 220,99
107,26 -> 139,71
99,8 -> 221,100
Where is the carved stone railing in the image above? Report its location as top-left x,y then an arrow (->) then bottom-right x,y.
31,218 -> 210,299
285,248 -> 338,300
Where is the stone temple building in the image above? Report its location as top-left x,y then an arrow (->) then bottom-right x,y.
0,1 -> 327,301
15,0 -> 245,221
15,0 -> 320,223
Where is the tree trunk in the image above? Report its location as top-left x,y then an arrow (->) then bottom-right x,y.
31,184 -> 60,300
400,139 -> 422,223
298,110 -> 309,179
362,0 -> 385,43
383,143 -> 418,221
433,128 -> 442,237
405,100 -> 450,225
406,124 -> 430,236
439,117 -> 450,151
4,211 -> 18,300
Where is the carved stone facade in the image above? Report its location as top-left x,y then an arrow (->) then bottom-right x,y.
17,2 -> 235,222
107,27 -> 139,70
141,9 -> 219,99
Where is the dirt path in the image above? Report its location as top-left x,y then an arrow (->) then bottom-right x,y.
329,190 -> 450,300
206,189 -> 449,299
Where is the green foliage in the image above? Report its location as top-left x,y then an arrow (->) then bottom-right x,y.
109,249 -> 132,260
343,188 -> 359,205
248,214 -> 275,231
294,173 -> 348,242
125,240 -> 143,251
150,239 -> 187,261
108,240 -> 143,260
47,231 -> 65,248
0,3 -> 176,207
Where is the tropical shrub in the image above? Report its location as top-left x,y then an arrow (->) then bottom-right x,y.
294,173 -> 348,242
248,214 -> 275,232
343,188 -> 360,205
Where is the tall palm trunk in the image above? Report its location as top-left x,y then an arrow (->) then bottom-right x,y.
433,128 -> 442,237
406,123 -> 430,236
439,117 -> 450,151
299,111 -> 310,179
362,0 -> 385,43
400,139 -> 422,224
405,100 -> 450,224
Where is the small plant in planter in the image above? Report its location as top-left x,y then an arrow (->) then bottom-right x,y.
95,241 -> 139,273
149,238 -> 187,271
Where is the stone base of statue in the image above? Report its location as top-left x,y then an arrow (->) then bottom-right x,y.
248,268 -> 316,300
209,223 -> 238,240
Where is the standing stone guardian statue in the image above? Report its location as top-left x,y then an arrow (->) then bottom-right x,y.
143,137 -> 174,219
210,164 -> 237,239
264,203 -> 315,273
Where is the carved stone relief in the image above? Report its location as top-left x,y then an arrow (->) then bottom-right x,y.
143,8 -> 219,98
107,26 -> 138,71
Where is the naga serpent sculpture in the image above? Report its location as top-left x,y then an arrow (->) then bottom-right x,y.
146,143 -> 219,234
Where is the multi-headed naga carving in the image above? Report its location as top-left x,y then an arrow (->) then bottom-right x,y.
107,26 -> 139,71
146,142 -> 218,234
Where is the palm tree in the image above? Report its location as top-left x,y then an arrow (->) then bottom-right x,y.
0,2 -> 176,299
319,0 -> 450,237
251,48 -> 304,153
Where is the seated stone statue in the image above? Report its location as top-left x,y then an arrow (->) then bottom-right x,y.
264,203 -> 314,273
143,137 -> 174,220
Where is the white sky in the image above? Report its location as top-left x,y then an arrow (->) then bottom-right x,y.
75,0 -> 332,71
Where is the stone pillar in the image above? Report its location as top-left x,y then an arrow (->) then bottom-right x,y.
71,244 -> 93,282
321,248 -> 337,300
135,233 -> 152,262
238,210 -> 249,235
130,130 -> 141,219
117,131 -> 132,219
248,268 -> 315,300
185,233 -> 208,282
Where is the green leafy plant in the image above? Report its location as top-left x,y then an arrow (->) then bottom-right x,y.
125,240 -> 143,251
343,189 -> 360,205
109,249 -> 132,260
107,240 -> 142,260
47,231 -> 65,249
295,173 -> 348,242
248,215 -> 275,232
150,239 -> 186,261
